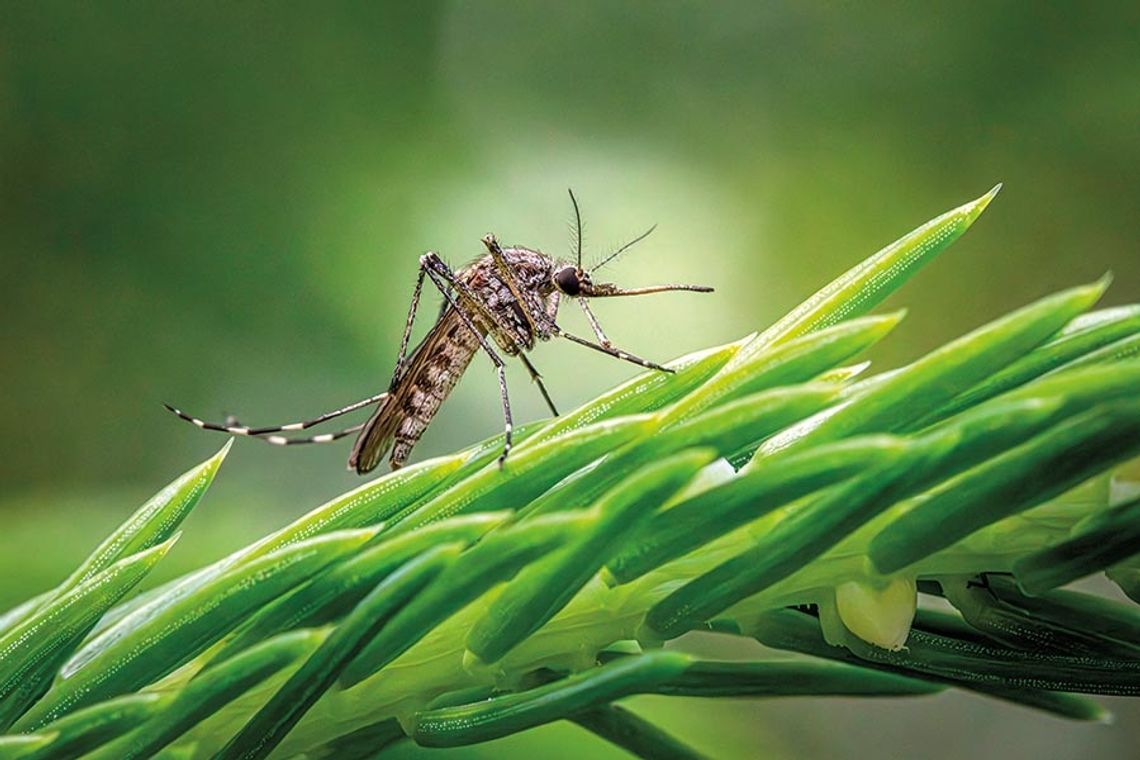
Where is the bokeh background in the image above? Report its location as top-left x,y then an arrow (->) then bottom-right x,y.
2,3 -> 1138,758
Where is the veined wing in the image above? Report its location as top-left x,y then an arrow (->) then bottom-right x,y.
348,308 -> 470,473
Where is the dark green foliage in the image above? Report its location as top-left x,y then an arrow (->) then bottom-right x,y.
1,188 -> 1138,758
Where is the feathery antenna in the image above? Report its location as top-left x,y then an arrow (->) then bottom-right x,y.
592,224 -> 657,273
568,188 -> 584,269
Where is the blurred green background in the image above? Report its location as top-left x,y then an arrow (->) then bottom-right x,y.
1,2 -> 1137,758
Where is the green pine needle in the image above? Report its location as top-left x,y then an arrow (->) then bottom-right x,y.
2,184 -> 1139,759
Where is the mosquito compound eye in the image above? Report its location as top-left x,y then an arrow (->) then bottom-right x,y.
554,267 -> 581,296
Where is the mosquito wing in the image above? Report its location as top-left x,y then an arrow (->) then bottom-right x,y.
346,393 -> 402,474
348,309 -> 475,473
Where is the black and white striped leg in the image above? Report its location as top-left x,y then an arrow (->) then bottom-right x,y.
518,352 -> 559,417
164,392 -> 388,438
392,265 -> 427,386
492,363 -> 513,467
554,328 -> 674,374
260,422 -> 366,446
420,253 -> 515,466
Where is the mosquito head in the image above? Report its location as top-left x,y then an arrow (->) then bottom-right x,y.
552,220 -> 712,299
574,278 -> 713,298
552,264 -> 711,299
552,264 -> 591,296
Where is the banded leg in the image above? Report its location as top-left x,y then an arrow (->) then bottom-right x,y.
420,253 -> 516,465
518,352 -> 559,417
214,413 -> 367,446
554,328 -> 674,374
164,392 -> 387,437
261,422 -> 366,446
392,266 -> 427,386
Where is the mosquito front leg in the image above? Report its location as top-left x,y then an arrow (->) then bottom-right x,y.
576,297 -> 613,348
420,253 -> 516,466
554,328 -> 674,373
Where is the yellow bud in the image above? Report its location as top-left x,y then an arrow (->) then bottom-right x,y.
834,576 -> 916,651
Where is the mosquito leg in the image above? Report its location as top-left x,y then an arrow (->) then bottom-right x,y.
173,419 -> 364,448
261,423 -> 366,446
164,392 -> 387,437
481,233 -> 544,335
421,250 -> 531,351
518,352 -> 560,417
576,297 -> 613,348
392,266 -> 427,385
554,328 -> 675,374
541,291 -> 562,335
493,363 -> 514,466
420,256 -> 516,466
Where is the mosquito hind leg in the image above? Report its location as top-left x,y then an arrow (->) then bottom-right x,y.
420,253 -> 516,466
168,407 -> 365,446
261,422 -> 366,446
164,392 -> 387,437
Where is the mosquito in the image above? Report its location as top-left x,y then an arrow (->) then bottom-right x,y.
166,191 -> 713,474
